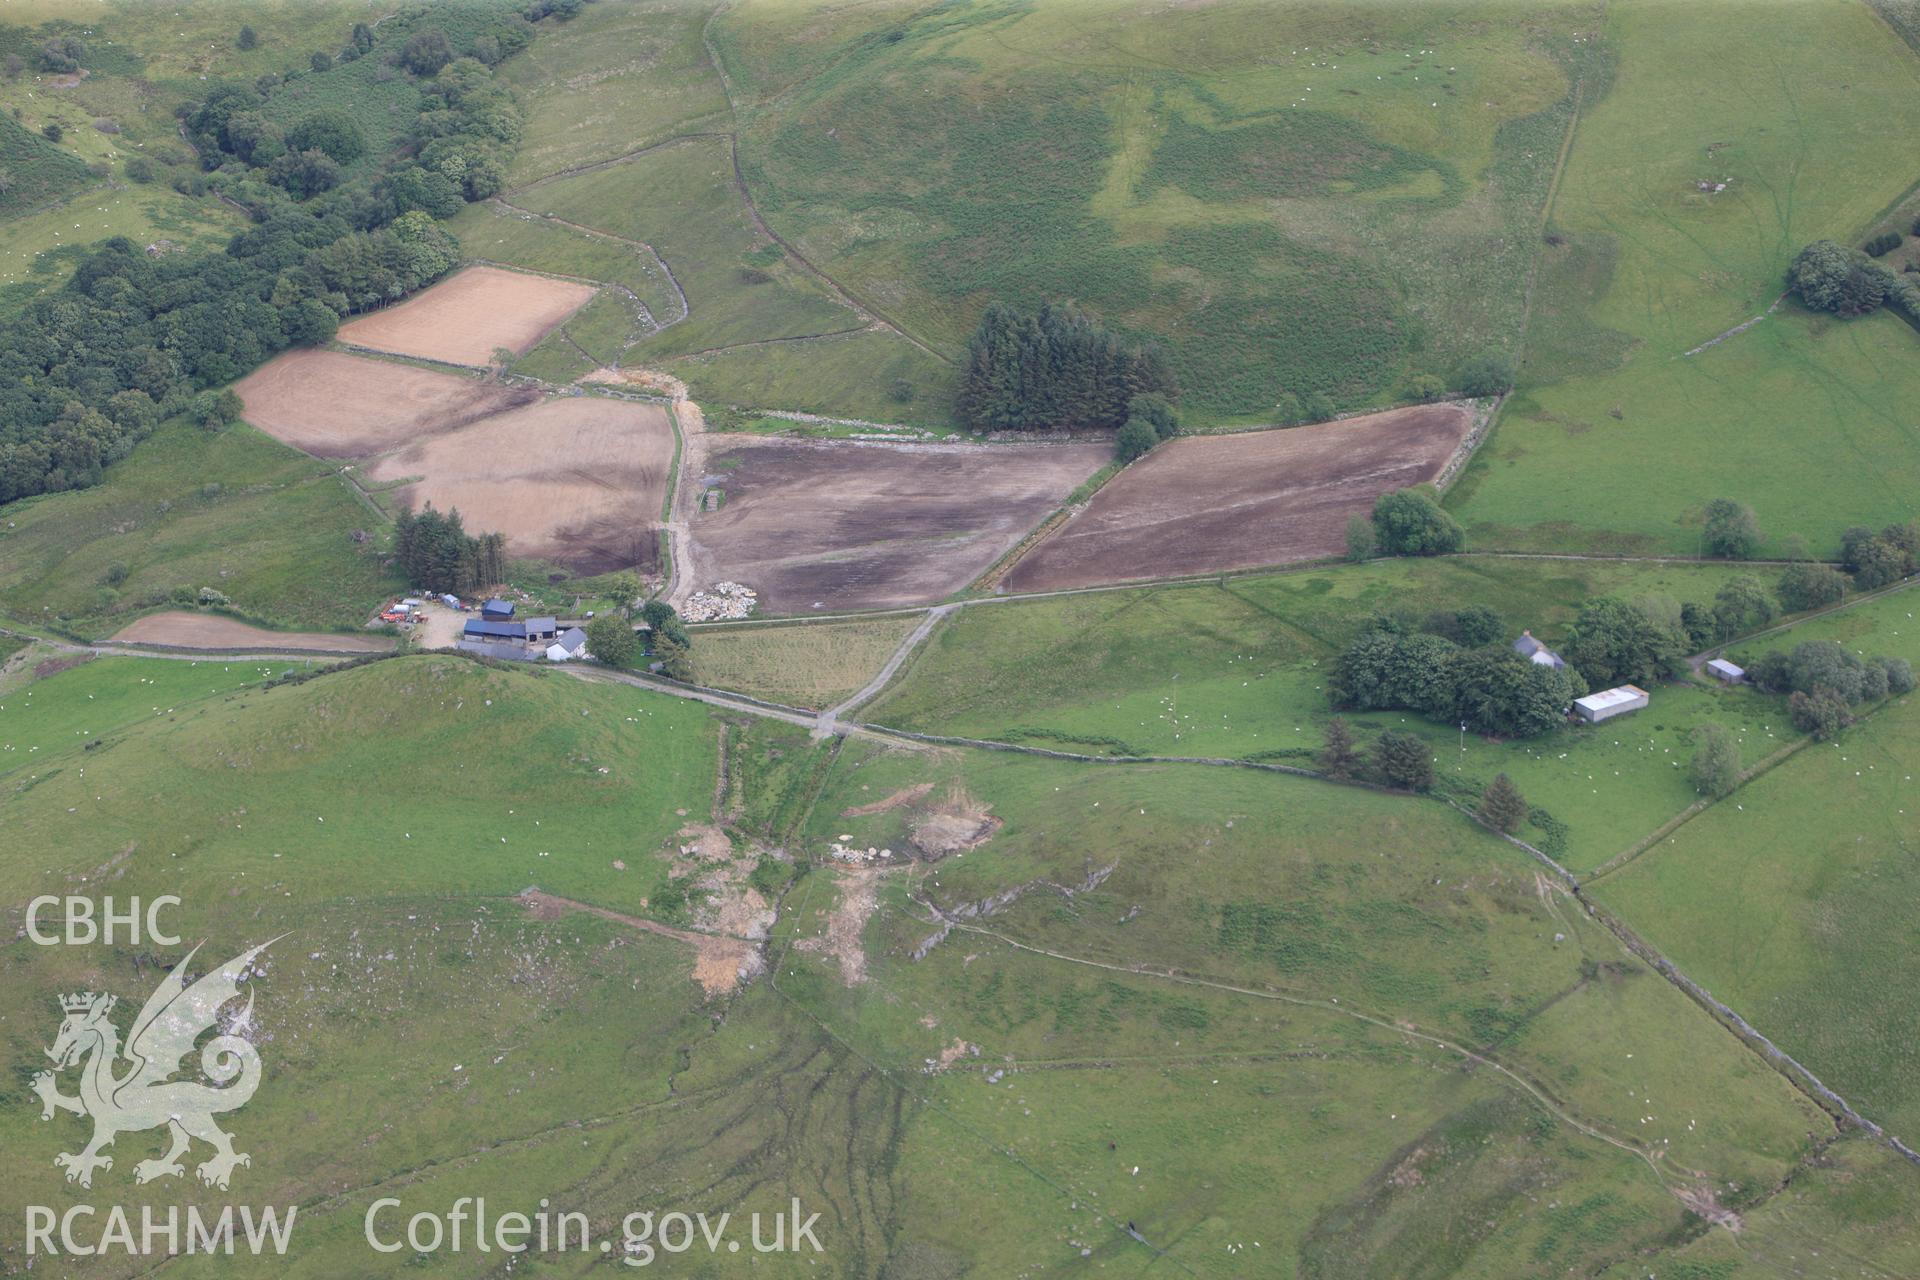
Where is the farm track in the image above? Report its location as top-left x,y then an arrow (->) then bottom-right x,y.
14,567 -> 1920,1178
811,605 -> 953,739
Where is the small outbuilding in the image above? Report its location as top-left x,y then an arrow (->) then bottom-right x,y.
1573,684 -> 1649,723
1513,630 -> 1567,669
522,616 -> 559,643
1705,658 -> 1745,684
481,598 -> 516,620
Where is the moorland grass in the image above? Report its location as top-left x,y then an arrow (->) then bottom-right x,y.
515,136 -> 858,358
0,113 -> 90,217
725,0 -> 1587,419
496,0 -> 729,184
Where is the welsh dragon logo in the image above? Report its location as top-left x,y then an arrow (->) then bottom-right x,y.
30,940 -> 276,1190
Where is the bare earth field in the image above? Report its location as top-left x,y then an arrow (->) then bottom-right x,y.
335,265 -> 598,366
364,398 -> 674,574
1005,405 -> 1473,592
109,612 -> 394,653
682,438 -> 1106,612
236,350 -> 536,457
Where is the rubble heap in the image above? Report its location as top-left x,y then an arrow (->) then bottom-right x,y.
681,581 -> 757,622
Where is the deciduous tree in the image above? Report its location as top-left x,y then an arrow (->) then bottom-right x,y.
586,616 -> 637,667
1689,724 -> 1741,797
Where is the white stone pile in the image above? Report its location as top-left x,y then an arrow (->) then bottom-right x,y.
828,836 -> 894,865
681,581 -> 757,621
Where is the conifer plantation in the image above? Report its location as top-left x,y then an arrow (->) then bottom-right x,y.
392,506 -> 507,594
956,302 -> 1179,432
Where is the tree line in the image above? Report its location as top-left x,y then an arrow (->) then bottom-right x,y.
1788,238 -> 1920,319
957,302 -> 1179,433
0,9 -> 567,504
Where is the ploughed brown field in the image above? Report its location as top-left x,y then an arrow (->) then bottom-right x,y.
238,349 -> 669,574
1004,404 -> 1474,592
364,398 -> 674,575
235,351 -> 537,457
682,438 -> 1106,612
334,265 -> 598,367
109,613 -> 395,654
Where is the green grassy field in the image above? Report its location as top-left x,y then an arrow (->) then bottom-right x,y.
1594,690 -> 1920,1139
0,655 -> 719,920
0,419 -> 399,639
866,556 -> 1802,869
1451,309 -> 1920,557
0,653 -> 274,767
1450,0 -> 1920,555
4,2 -> 1920,1271
1589,584 -> 1920,1140
0,603 -> 1901,1275
662,327 -> 959,427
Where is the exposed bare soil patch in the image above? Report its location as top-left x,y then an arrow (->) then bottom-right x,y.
840,782 -> 933,817
680,437 -> 1105,612
1005,405 -> 1473,591
517,888 -> 761,997
794,868 -> 883,985
362,397 -> 673,574
236,351 -> 535,458
908,783 -> 1001,860
669,822 -> 777,942
337,266 -> 597,366
110,613 -> 394,653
